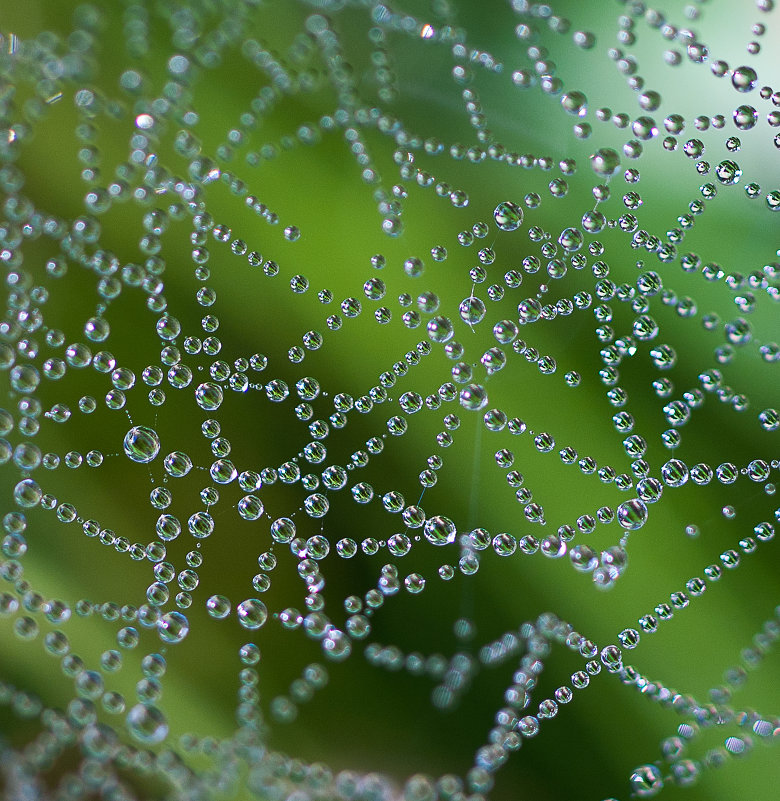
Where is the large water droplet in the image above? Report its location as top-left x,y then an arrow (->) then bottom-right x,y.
630,764 -> 664,797
157,611 -> 189,643
493,201 -> 524,231
424,515 -> 457,545
237,599 -> 268,630
126,704 -> 168,744
731,65 -> 757,93
590,147 -> 620,176
123,426 -> 160,464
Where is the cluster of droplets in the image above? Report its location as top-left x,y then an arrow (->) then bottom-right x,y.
0,1 -> 778,801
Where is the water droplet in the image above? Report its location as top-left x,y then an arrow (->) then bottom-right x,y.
731,66 -> 757,92
237,598 -> 268,629
493,201 -> 524,231
590,148 -> 620,176
630,764 -> 664,797
126,704 -> 168,744
157,611 -> 189,644
123,426 -> 160,464
424,515 -> 456,546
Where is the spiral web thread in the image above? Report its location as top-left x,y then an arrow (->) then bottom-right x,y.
0,1 -> 778,800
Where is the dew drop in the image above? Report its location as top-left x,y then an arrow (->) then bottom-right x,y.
493,201 -> 524,231
126,704 -> 168,744
590,148 -> 621,176
237,598 -> 268,630
157,611 -> 189,644
731,66 -> 757,92
123,426 -> 160,464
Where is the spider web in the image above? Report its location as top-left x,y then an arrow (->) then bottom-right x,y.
0,1 -> 778,800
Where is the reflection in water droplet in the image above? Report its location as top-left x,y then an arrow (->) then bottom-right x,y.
123,426 -> 160,463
